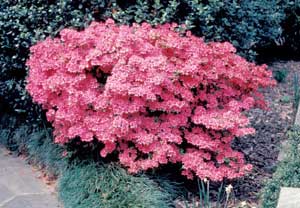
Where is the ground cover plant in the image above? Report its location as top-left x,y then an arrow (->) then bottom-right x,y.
26,19 -> 275,182
59,162 -> 176,208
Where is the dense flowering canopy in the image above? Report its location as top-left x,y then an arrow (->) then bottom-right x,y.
26,19 -> 275,181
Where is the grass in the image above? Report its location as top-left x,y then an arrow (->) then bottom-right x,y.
25,127 -> 67,177
59,161 -> 176,208
0,114 -> 67,177
261,126 -> 300,208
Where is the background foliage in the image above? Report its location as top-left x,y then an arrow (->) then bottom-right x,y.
110,0 -> 284,59
280,0 -> 300,55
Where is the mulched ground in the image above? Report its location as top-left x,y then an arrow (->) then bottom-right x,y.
231,61 -> 300,205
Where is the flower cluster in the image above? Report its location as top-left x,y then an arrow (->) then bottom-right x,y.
26,19 -> 275,181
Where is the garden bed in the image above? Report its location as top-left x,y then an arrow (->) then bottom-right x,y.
1,61 -> 299,208
232,61 -> 300,205
2,2 -> 300,208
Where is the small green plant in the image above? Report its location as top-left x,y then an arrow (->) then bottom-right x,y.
184,179 -> 235,208
280,94 -> 291,103
273,69 -> 288,83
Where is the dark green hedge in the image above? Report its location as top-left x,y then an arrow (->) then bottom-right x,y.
0,0 -> 288,123
110,0 -> 284,59
280,0 -> 300,55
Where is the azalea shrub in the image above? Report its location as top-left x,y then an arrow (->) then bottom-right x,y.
26,19 -> 275,181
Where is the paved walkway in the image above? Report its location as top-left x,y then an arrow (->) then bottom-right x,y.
277,187 -> 300,208
0,146 -> 61,208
